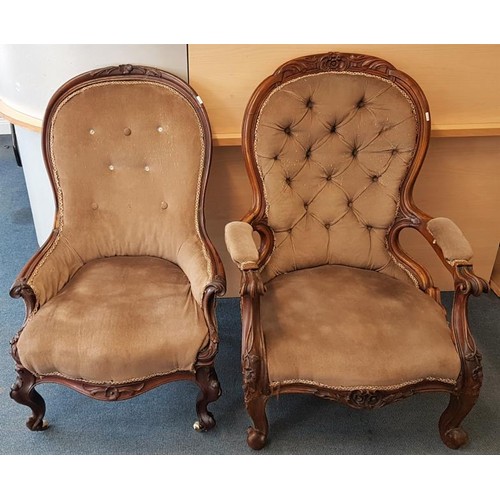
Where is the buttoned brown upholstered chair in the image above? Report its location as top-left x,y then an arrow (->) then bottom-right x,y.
225,52 -> 488,450
10,65 -> 225,433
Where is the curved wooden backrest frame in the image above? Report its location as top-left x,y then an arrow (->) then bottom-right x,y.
241,52 -> 436,295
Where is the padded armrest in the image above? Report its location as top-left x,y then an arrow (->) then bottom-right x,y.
14,234 -> 83,307
427,217 -> 473,266
225,222 -> 260,270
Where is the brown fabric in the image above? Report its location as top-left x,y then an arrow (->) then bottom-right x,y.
262,265 -> 460,387
32,80 -> 211,305
18,256 -> 208,383
28,235 -> 83,306
225,221 -> 259,270
254,72 -> 418,285
427,217 -> 473,264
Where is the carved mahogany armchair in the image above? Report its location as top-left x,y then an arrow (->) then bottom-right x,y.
10,65 -> 225,432
225,52 -> 488,450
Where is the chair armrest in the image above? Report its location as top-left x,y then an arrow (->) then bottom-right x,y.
225,221 -> 260,270
10,232 -> 83,309
427,217 -> 473,266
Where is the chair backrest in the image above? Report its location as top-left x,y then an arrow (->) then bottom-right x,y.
243,53 -> 431,285
43,65 -> 218,301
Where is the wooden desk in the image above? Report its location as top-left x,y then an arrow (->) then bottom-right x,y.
189,44 -> 500,144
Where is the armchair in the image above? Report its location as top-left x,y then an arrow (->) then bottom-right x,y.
226,53 -> 488,450
10,65 -> 225,433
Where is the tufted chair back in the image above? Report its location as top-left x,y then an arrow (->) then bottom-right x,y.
244,53 -> 430,285
42,66 -> 214,303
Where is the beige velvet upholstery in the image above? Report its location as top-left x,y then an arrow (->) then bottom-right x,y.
29,80 -> 212,306
427,217 -> 473,265
255,73 -> 418,284
262,265 -> 460,388
225,221 -> 259,270
18,257 -> 208,383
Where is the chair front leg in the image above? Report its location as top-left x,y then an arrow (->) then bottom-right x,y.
10,365 -> 48,431
439,265 -> 488,449
193,365 -> 221,432
241,269 -> 270,450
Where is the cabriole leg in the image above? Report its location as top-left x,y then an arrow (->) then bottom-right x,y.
10,367 -> 48,431
193,365 -> 221,432
246,395 -> 269,450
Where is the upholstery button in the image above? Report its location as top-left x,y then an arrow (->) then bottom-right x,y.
285,177 -> 292,185
108,165 -> 114,171
303,202 -> 309,210
157,126 -> 164,133
287,229 -> 292,234
91,203 -> 98,210
284,126 -> 291,135
366,225 -> 373,230
305,148 -> 312,159
347,201 -> 353,208
89,129 -> 95,135
274,155 -> 279,160
326,175 -> 332,181
391,148 -> 398,155
144,166 -> 150,172
325,223 -> 331,229
124,128 -> 131,136
352,148 -> 358,157
160,201 -> 168,210
372,175 -> 379,182
306,98 -> 314,109
330,123 -> 337,133
357,99 -> 365,108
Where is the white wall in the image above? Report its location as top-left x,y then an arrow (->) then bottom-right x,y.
0,44 -> 188,245
0,117 -> 9,134
0,44 -> 188,117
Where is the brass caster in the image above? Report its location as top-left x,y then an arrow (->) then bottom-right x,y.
193,421 -> 202,432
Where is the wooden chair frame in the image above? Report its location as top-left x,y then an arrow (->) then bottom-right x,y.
238,53 -> 488,450
10,65 -> 226,432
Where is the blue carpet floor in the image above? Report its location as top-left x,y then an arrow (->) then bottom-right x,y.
0,134 -> 499,454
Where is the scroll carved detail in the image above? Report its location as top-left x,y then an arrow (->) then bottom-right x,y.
314,387 -> 417,410
10,280 -> 37,321
454,265 -> 489,296
242,353 -> 262,404
90,64 -> 164,79
81,382 -> 146,401
275,52 -> 397,81
240,269 -> 266,298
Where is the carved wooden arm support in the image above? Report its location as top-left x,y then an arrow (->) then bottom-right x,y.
404,214 -> 487,301
240,269 -> 270,402
417,216 -> 488,294
196,276 -> 226,366
225,219 -> 274,399
417,217 -> 488,392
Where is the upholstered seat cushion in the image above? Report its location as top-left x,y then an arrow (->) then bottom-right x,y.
17,256 -> 208,383
262,265 -> 460,388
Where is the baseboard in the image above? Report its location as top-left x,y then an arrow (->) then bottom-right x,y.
0,118 -> 11,135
